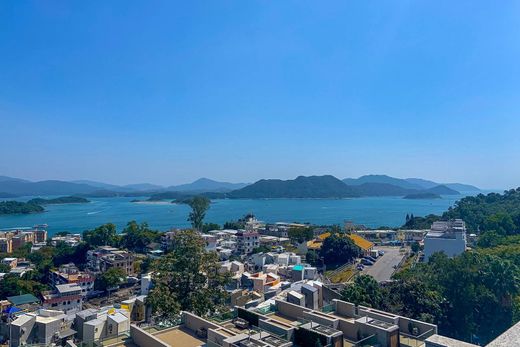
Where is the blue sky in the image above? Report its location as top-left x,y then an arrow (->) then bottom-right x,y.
1,1 -> 519,189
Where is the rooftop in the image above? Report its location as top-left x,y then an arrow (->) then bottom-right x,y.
425,334 -> 478,347
347,234 -> 374,251
7,293 -> 39,306
486,321 -> 520,347
153,326 -> 205,347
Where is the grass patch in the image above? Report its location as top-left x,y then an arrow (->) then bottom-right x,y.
327,266 -> 358,283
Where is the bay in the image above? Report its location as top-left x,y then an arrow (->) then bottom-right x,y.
0,195 -> 472,236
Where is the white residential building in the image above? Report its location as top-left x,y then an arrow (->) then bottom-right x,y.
424,219 -> 467,261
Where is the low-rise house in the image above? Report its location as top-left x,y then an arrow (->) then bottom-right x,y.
6,294 -> 40,312
42,283 -> 83,314
9,309 -> 75,347
230,289 -> 264,307
260,235 -> 291,248
1,257 -> 17,269
201,234 -> 218,251
50,233 -> 82,247
347,233 -> 375,256
49,263 -> 96,298
82,309 -> 130,344
217,248 -> 233,260
87,246 -> 135,275
9,259 -> 34,277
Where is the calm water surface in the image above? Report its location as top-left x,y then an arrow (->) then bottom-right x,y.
0,195 -> 472,235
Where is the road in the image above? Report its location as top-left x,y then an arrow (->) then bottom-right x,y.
361,246 -> 406,282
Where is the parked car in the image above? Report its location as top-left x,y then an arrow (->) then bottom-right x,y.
356,264 -> 365,270
364,255 -> 377,262
378,250 -> 385,256
361,259 -> 374,266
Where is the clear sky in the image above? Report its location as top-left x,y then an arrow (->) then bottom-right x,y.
1,1 -> 519,189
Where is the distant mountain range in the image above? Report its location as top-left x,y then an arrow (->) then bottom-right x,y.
0,174 -> 480,199
227,175 -> 462,199
0,176 -> 249,197
167,178 -> 248,192
343,175 -> 480,192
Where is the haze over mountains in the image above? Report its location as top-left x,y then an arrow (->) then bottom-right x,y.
0,174 -> 480,199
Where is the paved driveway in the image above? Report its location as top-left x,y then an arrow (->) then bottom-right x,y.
361,246 -> 406,282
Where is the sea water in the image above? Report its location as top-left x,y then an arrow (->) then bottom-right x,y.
0,195 -> 472,235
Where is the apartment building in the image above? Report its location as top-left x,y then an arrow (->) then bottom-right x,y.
42,283 -> 83,314
424,219 -> 467,261
0,226 -> 47,253
49,263 -> 96,297
87,246 -> 135,275
236,231 -> 259,254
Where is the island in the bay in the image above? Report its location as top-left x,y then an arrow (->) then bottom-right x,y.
403,192 -> 441,199
27,196 -> 90,205
0,195 -> 89,215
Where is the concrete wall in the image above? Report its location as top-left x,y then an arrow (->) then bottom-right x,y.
182,311 -> 220,333
275,299 -> 308,320
322,285 -> 342,304
130,325 -> 169,347
302,311 -> 339,329
208,327 -> 236,347
338,319 -> 358,341
10,316 -> 36,346
333,300 -> 356,318
358,307 -> 399,325
424,237 -> 465,261
83,320 -> 105,344
398,316 -> 437,336
356,321 -> 397,347
259,318 -> 295,341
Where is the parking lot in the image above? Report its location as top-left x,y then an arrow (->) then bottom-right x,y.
361,246 -> 407,282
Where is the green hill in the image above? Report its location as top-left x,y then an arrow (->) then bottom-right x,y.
27,196 -> 90,205
426,185 -> 460,195
351,183 -> 418,196
343,174 -> 422,190
403,192 -> 441,199
228,175 -> 359,198
0,201 -> 44,215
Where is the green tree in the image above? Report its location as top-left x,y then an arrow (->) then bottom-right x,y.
252,245 -> 271,254
95,267 -> 126,292
202,222 -> 221,233
0,274 -> 49,298
411,241 -> 421,254
288,227 -> 314,243
341,275 -> 382,308
306,250 -> 321,266
83,223 -> 119,247
320,233 -> 360,265
382,279 -> 444,324
120,220 -> 160,253
393,251 -> 520,344
187,197 -> 210,231
148,230 -> 230,321
477,230 -> 503,248
0,263 -> 11,273
484,213 -> 516,235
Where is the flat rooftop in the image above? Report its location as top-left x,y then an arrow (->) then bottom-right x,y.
269,313 -> 299,326
153,326 -> 206,347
